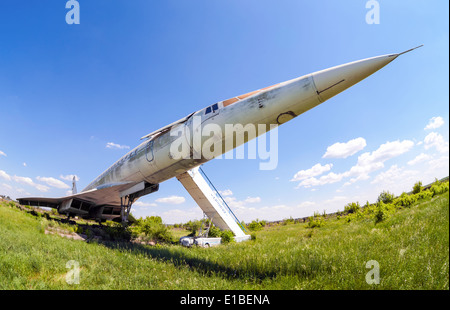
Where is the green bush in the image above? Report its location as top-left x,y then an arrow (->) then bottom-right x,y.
134,216 -> 172,243
393,192 -> 417,208
377,191 -> 395,204
344,202 -> 361,214
412,181 -> 422,194
307,216 -> 324,228
220,230 -> 235,244
103,222 -> 132,241
282,217 -> 295,225
248,220 -> 264,231
415,189 -> 433,201
184,220 -> 202,236
430,181 -> 449,197
207,225 -> 222,237
374,202 -> 392,224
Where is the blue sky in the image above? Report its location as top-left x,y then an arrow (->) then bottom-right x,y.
0,1 -> 448,224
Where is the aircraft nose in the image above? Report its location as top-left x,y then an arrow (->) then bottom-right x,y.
311,53 -> 399,102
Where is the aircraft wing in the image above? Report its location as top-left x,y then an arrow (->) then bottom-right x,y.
18,180 -> 160,221
17,182 -> 136,220
18,182 -> 134,207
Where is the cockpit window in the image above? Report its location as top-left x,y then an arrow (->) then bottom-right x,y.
205,103 -> 219,115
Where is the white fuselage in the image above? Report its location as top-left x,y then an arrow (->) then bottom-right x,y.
83,53 -> 400,194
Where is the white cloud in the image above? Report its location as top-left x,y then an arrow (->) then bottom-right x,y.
0,150 -> 6,157
322,137 -> 367,159
407,153 -> 431,166
1,183 -> 12,190
23,162 -> 27,167
424,132 -> 449,154
15,187 -> 30,195
224,196 -> 244,208
223,194 -> 262,209
297,201 -> 316,208
0,170 -> 11,181
244,196 -> 261,203
424,116 -> 444,130
371,165 -> 418,185
324,196 -> 348,204
371,165 -> 420,195
159,207 -> 204,224
0,183 -> 31,199
346,139 -> 414,179
0,172 -> 51,192
295,140 -> 414,189
428,155 -> 449,171
12,175 -> 35,187
291,163 -> 333,182
134,201 -> 158,208
36,176 -> 70,189
13,175 -> 50,192
60,174 -> 80,182
37,184 -> 50,192
106,142 -> 130,150
219,189 -> 233,196
155,195 -> 186,204
355,140 -> 414,167
296,172 -> 344,188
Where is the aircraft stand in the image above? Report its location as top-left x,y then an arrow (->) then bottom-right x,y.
177,166 -> 250,242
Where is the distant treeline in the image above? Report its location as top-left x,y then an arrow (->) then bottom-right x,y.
243,177 -> 449,231
2,177 -> 448,244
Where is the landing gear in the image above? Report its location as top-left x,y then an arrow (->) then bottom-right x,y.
120,195 -> 135,224
118,183 -> 159,224
198,212 -> 213,238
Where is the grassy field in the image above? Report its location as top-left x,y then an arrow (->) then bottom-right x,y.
0,192 -> 448,290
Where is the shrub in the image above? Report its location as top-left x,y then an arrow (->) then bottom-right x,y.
135,216 -> 172,243
393,192 -> 417,208
282,217 -> 295,225
103,222 -> 132,241
377,191 -> 395,204
412,181 -> 422,194
184,220 -> 202,236
415,189 -> 433,201
220,230 -> 235,244
307,216 -> 324,228
248,220 -> 263,231
344,202 -> 361,214
374,202 -> 393,224
207,225 -> 222,237
430,181 -> 449,197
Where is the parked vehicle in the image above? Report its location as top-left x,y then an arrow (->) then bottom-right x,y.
179,236 -> 222,248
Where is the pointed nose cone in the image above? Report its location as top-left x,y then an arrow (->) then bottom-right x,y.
312,53 -> 399,102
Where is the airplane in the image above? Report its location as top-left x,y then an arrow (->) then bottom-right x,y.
18,46 -> 422,238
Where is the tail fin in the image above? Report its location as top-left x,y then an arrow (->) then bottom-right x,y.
72,176 -> 77,195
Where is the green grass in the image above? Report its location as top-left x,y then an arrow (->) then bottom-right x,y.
0,192 -> 448,289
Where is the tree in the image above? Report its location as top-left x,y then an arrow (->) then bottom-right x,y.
377,191 -> 395,204
412,181 -> 422,194
136,216 -> 172,242
184,220 -> 202,236
344,202 -> 361,214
